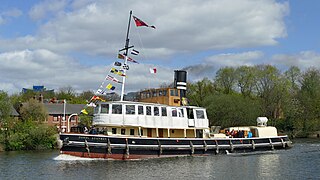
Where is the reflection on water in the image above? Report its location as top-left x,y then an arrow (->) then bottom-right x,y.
257,152 -> 281,179
0,139 -> 319,180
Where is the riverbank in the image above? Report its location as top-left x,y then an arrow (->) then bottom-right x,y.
309,131 -> 320,138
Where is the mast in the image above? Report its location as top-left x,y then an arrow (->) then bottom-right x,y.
120,10 -> 133,101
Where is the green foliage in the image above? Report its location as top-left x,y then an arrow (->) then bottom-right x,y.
20,99 -> 48,122
236,66 -> 256,97
56,86 -> 76,101
79,107 -> 94,127
5,119 -> 57,151
1,91 -> 58,151
0,91 -> 11,123
187,65 -> 320,136
204,94 -> 261,127
295,68 -> 320,136
187,78 -> 215,107
214,67 -> 237,94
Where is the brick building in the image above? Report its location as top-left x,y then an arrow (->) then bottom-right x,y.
44,103 -> 85,132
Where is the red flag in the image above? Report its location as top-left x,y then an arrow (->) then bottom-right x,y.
118,53 -> 139,63
133,16 -> 156,29
106,75 -> 122,84
127,56 -> 139,64
149,68 -> 157,74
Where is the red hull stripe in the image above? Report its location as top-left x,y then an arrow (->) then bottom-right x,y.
60,151 -> 207,160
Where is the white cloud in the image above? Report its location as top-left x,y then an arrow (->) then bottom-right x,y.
205,51 -> 264,67
271,51 -> 320,70
0,49 -> 173,94
3,8 -> 22,18
1,0 -> 288,58
29,0 -> 69,20
0,8 -> 22,25
178,51 -> 265,81
0,0 -> 291,94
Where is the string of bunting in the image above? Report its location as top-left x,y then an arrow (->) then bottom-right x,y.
92,44 -> 141,98
81,14 -> 155,114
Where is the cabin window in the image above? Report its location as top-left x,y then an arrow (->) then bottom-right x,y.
154,107 -> 159,116
161,107 -> 167,116
159,90 -> 162,96
112,128 -> 117,134
126,105 -> 135,115
112,104 -> 122,114
170,89 -> 179,96
163,90 -> 167,96
94,104 -> 100,114
130,129 -> 135,135
140,93 -> 145,99
187,108 -> 194,119
153,91 -> 157,97
101,104 -> 109,113
196,110 -> 205,119
138,105 -> 144,115
170,89 -> 175,96
121,129 -> 126,135
146,92 -> 150,98
146,106 -> 152,115
172,108 -> 177,117
140,129 -> 144,136
179,109 -> 184,117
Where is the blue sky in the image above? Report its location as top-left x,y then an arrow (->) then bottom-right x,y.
1,0 -> 320,95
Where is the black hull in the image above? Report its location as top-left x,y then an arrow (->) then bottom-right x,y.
59,133 -> 292,160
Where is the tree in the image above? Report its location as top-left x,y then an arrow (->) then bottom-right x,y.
187,78 -> 215,106
68,90 -> 95,104
284,66 -> 301,95
20,99 -> 48,122
253,65 -> 289,119
214,67 -> 237,94
204,94 -> 261,127
0,91 -> 12,149
296,68 -> 320,136
0,91 -> 11,124
78,90 -> 95,101
235,66 -> 257,97
56,86 -> 76,101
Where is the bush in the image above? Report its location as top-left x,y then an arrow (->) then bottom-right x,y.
4,119 -> 57,151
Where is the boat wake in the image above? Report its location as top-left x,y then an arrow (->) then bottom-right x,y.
53,154 -> 107,161
225,150 -> 277,156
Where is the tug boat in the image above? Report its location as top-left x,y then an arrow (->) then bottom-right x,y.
59,11 -> 292,160
60,100 -> 292,160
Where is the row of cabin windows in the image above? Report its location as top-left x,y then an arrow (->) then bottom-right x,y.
140,89 -> 179,99
97,104 -> 205,119
140,90 -> 167,99
112,128 -> 142,136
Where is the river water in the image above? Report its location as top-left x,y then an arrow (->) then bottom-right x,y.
0,139 -> 319,180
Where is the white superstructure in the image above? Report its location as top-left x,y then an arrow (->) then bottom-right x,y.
93,101 -> 208,129
92,101 -> 209,138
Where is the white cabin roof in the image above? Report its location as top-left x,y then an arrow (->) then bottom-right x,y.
98,101 -> 206,110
